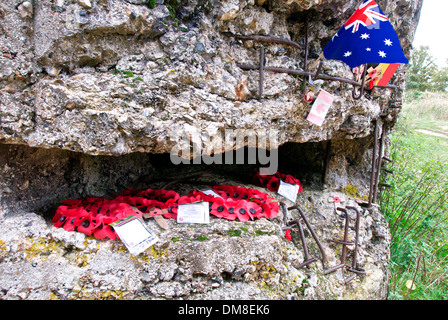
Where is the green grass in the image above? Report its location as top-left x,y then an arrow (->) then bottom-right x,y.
380,92 -> 448,300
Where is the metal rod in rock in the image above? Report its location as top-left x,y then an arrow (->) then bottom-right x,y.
288,205 -> 327,265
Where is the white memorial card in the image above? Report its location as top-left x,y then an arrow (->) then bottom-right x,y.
110,215 -> 159,256
177,202 -> 210,224
277,180 -> 299,203
306,90 -> 334,126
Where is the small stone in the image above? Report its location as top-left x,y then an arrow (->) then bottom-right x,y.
194,42 -> 205,53
220,6 -> 240,21
47,67 -> 61,78
18,1 -> 33,19
76,0 -> 92,9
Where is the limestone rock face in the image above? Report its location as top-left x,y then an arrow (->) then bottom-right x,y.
0,0 -> 423,156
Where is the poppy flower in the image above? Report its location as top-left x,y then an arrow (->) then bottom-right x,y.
266,176 -> 280,192
93,223 -> 117,240
285,229 -> 292,241
212,185 -> 234,199
146,207 -> 164,217
234,200 -> 254,222
178,195 -> 201,205
188,190 -> 218,203
229,186 -> 247,200
222,199 -> 238,221
252,169 -> 272,188
77,215 -> 95,236
245,201 -> 261,220
210,198 -> 228,219
153,189 -> 180,202
332,196 -> 342,203
266,200 -> 279,218
60,207 -> 88,232
161,198 -> 178,219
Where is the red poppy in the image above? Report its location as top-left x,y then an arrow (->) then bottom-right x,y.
266,200 -> 279,218
162,198 -> 178,219
146,207 -> 164,217
282,175 -> 303,194
266,176 -> 280,192
77,215 -> 95,236
222,199 -> 238,221
234,200 -> 251,222
285,229 -> 292,241
178,195 -> 201,205
332,196 -> 342,203
212,185 -> 234,199
210,198 -> 228,219
245,201 -> 261,220
153,189 -> 180,202
252,169 -> 272,187
52,206 -> 79,228
188,190 -> 218,203
93,223 -> 117,240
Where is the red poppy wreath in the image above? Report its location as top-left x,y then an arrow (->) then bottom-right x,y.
52,185 -> 279,240
252,169 -> 303,194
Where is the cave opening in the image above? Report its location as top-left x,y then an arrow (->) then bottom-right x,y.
0,139 -> 340,221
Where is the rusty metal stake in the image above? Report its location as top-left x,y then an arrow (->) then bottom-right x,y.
373,123 -> 388,203
225,33 -> 302,51
259,45 -> 265,100
295,219 -> 318,268
313,61 -> 323,81
324,207 -> 353,275
344,206 -> 366,284
288,205 -> 327,267
237,64 -> 398,91
367,119 -> 380,209
303,15 -> 309,95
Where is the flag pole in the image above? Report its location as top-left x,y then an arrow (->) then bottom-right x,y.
308,53 -> 324,72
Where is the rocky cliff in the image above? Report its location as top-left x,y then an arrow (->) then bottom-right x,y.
0,0 -> 423,300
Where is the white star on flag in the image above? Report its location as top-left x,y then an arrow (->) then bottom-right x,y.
366,47 -> 371,51
344,51 -> 352,57
384,39 -> 393,46
361,33 -> 370,39
379,50 -> 386,58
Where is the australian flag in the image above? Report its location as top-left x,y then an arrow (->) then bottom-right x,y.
323,0 -> 409,69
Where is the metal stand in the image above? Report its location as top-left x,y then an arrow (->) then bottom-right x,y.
283,205 -> 327,269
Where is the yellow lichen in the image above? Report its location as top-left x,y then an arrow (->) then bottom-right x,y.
342,185 -> 361,198
24,237 -> 64,261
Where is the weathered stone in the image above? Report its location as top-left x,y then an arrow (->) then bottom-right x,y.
0,0 -> 423,157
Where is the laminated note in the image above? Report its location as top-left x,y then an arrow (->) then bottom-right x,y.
306,90 -> 334,126
177,202 -> 210,224
278,180 -> 299,203
110,215 -> 159,256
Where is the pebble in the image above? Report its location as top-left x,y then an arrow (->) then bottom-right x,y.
77,0 -> 92,9
18,1 -> 33,19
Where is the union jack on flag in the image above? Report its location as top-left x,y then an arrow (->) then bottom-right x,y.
323,0 -> 408,69
344,0 -> 388,33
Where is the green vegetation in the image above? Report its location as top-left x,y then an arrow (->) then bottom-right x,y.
380,92 -> 448,300
407,46 -> 448,92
